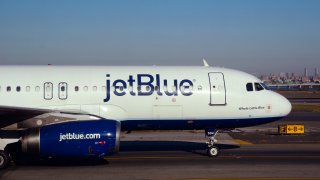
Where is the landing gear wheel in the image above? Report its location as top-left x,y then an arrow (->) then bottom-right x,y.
0,150 -> 10,169
205,129 -> 220,157
207,146 -> 219,157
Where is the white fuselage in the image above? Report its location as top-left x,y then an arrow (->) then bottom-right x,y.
0,66 -> 291,130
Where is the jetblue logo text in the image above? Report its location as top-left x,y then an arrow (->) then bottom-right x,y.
104,74 -> 193,102
59,133 -> 101,142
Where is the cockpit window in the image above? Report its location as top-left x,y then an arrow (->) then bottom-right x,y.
260,83 -> 270,90
246,83 -> 253,91
254,83 -> 264,91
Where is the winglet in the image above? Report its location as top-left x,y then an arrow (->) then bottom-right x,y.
202,58 -> 210,67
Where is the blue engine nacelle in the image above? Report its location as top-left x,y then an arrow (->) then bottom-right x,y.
21,120 -> 120,158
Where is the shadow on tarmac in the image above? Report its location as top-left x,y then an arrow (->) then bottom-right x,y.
120,140 -> 240,156
11,141 -> 240,167
12,156 -> 109,167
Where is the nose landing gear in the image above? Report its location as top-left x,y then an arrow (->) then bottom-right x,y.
205,129 -> 219,157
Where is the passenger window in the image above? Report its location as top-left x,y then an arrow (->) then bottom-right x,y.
61,86 -> 65,92
155,86 -> 159,91
146,86 -> 150,91
26,86 -> 30,92
137,86 -> 141,92
254,83 -> 264,91
75,86 -> 79,92
119,86 -> 124,91
16,86 -> 21,92
35,86 -> 40,92
83,86 -> 88,92
93,86 -> 97,91
7,86 -> 11,92
246,83 -> 253,92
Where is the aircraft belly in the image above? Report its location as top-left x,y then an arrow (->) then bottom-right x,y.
120,116 -> 283,131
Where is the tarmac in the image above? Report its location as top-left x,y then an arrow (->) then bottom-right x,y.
0,111 -> 320,180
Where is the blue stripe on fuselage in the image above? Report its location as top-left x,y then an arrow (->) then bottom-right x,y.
120,117 -> 284,131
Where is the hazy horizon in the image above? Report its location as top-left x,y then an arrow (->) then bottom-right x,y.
0,0 -> 319,75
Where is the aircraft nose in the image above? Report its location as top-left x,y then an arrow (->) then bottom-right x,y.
270,91 -> 292,117
278,95 -> 292,116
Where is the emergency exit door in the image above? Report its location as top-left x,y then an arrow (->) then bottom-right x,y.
208,72 -> 226,105
58,82 -> 68,100
44,82 -> 53,100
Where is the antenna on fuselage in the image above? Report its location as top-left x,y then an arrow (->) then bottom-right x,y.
202,58 -> 210,67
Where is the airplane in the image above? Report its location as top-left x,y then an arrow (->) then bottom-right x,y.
0,61 -> 292,169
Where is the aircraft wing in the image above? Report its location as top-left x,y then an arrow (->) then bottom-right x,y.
0,106 -> 94,129
0,106 -> 52,128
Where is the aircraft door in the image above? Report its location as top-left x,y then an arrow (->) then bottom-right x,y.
44,82 -> 53,100
58,82 -> 68,100
208,72 -> 226,105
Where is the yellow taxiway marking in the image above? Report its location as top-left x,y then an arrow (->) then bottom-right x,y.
175,178 -> 320,180
233,139 -> 253,145
237,143 -> 320,146
105,155 -> 320,161
232,139 -> 320,146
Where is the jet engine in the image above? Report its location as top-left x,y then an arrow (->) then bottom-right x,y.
20,120 -> 120,158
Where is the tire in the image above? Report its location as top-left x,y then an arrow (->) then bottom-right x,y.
0,150 -> 10,169
207,146 -> 219,157
5,141 -> 24,165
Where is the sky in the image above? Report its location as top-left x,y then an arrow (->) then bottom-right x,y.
0,0 -> 319,75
